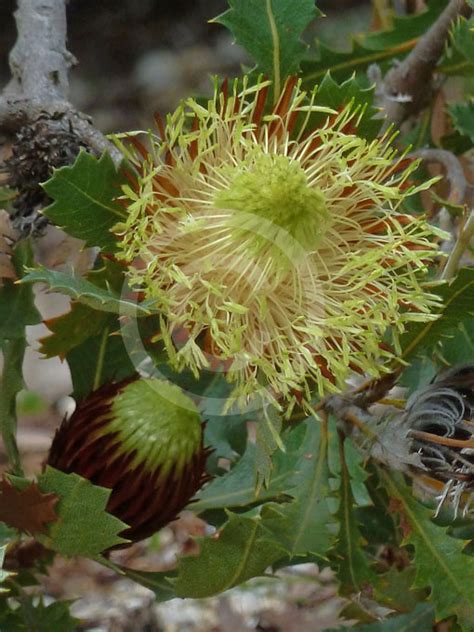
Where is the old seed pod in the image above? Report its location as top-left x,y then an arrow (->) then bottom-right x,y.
5,115 -> 86,236
47,377 -> 211,543
404,364 -> 474,515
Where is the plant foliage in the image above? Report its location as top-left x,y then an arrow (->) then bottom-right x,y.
1,0 -> 474,628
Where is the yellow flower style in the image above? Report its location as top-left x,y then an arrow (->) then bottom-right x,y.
114,77 -> 441,412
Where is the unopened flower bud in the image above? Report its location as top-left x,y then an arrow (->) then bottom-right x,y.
47,377 -> 211,543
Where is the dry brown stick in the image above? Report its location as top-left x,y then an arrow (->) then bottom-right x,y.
0,0 -> 122,165
377,0 -> 472,124
409,428 -> 474,450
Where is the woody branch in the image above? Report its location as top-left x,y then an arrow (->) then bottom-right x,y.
0,0 -> 121,164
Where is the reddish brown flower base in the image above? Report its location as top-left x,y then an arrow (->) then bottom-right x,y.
47,377 -> 211,544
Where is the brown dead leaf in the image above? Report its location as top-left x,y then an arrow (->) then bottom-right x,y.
0,477 -> 59,535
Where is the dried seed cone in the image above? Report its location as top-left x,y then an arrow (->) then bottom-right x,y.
5,115 -> 86,236
47,377 -> 211,543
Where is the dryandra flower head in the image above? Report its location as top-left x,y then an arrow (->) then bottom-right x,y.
114,77 -> 441,411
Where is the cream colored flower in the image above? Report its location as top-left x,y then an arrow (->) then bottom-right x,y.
113,77 -> 442,412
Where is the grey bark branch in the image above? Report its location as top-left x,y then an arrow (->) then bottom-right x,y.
375,0 -> 472,125
5,0 -> 74,102
411,148 -> 467,205
0,0 -> 122,165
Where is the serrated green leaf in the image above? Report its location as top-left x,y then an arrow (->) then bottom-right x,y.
374,567 -> 428,615
204,414 -> 248,466
356,480 -> 400,549
21,267 -> 153,317
365,0 -> 447,49
328,602 -> 434,632
255,407 -> 283,491
344,439 -> 372,507
0,598 -> 22,631
194,422 -> 306,515
0,241 -> 41,341
42,150 -> 126,251
441,318 -> 474,366
330,432 -> 377,594
439,16 -> 474,76
449,101 -> 474,144
309,73 -> 381,140
381,471 -> 474,629
302,0 -> 446,84
193,443 -> 273,513
37,466 -> 128,559
39,256 -> 140,360
201,376 -> 249,463
172,511 -> 286,598
0,598 -> 78,632
399,357 -> 437,395
24,600 -> 78,632
66,325 -> 136,399
214,0 -> 319,92
264,417 -> 334,559
0,602 -> 23,632
40,303 -> 110,358
400,268 -> 474,362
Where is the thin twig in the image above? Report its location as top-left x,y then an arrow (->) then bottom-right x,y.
441,208 -> 474,279
408,148 -> 472,280
376,0 -> 472,124
352,369 -> 402,408
409,428 -> 474,450
410,148 -> 467,205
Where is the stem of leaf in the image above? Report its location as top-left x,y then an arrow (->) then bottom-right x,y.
93,326 -> 109,391
0,337 -> 25,476
265,0 -> 281,102
441,208 -> 474,280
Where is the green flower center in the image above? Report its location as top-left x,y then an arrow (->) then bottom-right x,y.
214,153 -> 330,255
108,379 -> 202,477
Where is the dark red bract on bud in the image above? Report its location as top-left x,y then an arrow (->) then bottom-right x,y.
47,377 -> 211,543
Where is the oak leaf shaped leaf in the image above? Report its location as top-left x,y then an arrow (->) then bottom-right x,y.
0,477 -> 59,535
